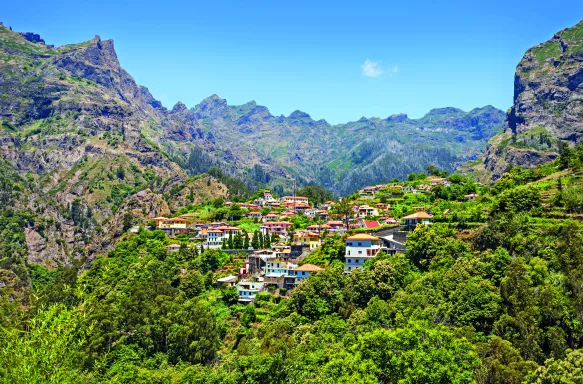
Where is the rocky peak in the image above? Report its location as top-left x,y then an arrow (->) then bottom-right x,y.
18,32 -> 45,44
387,113 -> 408,123
424,107 -> 464,117
511,20 -> 583,142
289,110 -> 311,119
172,101 -> 188,113
193,95 -> 229,119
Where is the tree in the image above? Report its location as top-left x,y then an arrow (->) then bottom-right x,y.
252,230 -> 260,249
296,185 -> 334,205
331,198 -> 352,230
559,144 -> 573,170
181,270 -> 205,298
526,349 -> 583,383
0,305 -> 92,383
198,249 -> 221,273
243,230 -> 250,249
492,186 -> 542,216
234,232 -> 243,250
358,322 -> 480,383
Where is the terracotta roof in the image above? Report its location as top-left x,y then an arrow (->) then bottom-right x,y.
295,263 -> 324,272
346,234 -> 379,241
402,212 -> 434,219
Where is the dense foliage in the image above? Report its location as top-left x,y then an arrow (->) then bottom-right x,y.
3,150 -> 583,383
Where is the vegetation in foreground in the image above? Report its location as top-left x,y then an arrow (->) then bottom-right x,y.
2,146 -> 583,383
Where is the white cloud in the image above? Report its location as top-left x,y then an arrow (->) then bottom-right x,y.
361,60 -> 383,78
391,65 -> 399,73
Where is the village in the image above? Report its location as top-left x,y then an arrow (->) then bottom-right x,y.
148,176 -> 481,303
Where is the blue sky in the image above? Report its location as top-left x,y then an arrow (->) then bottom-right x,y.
3,1 -> 583,123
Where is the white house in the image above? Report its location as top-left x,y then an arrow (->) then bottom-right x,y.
237,280 -> 265,303
402,212 -> 433,231
204,226 -> 243,249
344,234 -> 383,271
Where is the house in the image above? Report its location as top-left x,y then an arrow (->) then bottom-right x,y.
154,217 -> 188,229
206,229 -> 225,248
291,263 -> 323,281
381,231 -> 407,255
306,224 -> 331,233
217,275 -> 238,288
382,217 -> 399,225
293,230 -> 322,250
205,226 -> 243,249
166,244 -> 181,253
260,221 -> 293,237
292,202 -> 311,212
327,221 -> 345,232
465,193 -> 480,201
402,212 -> 433,230
281,196 -> 309,205
344,234 -> 384,271
237,280 -> 265,303
264,190 -> 275,201
263,213 -> 279,222
247,211 -> 263,219
357,205 -> 379,218
266,201 -> 281,208
402,186 -> 416,193
428,177 -> 447,186
264,259 -> 293,275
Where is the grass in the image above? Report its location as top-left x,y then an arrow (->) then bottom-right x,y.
533,42 -> 562,64
498,126 -> 559,152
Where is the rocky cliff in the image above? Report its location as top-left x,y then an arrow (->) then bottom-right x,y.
0,26 -> 226,266
477,20 -> 583,180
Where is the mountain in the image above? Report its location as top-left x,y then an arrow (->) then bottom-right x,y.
0,24 -> 227,266
0,21 -> 505,265
160,96 -> 504,196
0,22 -> 505,200
473,20 -> 583,180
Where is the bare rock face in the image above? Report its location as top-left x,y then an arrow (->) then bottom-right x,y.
477,20 -> 583,180
99,189 -> 171,246
511,21 -> 583,142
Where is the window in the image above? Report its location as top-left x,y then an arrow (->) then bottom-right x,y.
358,242 -> 362,246
358,251 -> 362,254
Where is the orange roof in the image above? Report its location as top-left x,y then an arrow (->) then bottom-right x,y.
295,264 -> 324,272
346,234 -> 380,241
402,212 -> 434,219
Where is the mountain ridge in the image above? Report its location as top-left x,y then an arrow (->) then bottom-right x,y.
468,19 -> 583,180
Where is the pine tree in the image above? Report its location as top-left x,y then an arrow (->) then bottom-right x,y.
227,232 -> 234,249
234,232 -> 243,249
265,232 -> 271,248
259,232 -> 264,249
243,231 -> 250,249
252,230 -> 260,249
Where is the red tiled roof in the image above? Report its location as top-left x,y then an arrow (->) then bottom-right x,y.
363,220 -> 381,228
